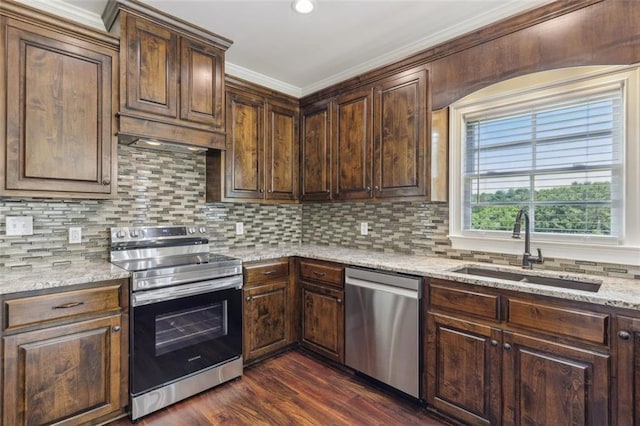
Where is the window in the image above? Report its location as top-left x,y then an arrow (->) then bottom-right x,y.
449,66 -> 640,265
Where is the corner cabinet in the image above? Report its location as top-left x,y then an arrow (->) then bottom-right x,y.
207,79 -> 299,203
1,280 -> 128,425
0,6 -> 118,199
104,0 -> 231,149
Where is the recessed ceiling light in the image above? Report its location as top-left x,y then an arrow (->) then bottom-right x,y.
292,0 -> 315,14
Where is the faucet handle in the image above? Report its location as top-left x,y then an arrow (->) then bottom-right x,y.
535,248 -> 544,264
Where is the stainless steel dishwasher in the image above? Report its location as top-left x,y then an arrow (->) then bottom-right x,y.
345,267 -> 422,398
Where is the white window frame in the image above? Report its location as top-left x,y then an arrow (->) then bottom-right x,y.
449,65 -> 640,266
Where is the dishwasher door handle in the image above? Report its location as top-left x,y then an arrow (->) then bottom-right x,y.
345,277 -> 419,299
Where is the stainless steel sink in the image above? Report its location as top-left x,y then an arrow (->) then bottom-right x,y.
453,267 -> 602,293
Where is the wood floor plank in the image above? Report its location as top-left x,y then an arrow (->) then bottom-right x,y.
109,350 -> 450,425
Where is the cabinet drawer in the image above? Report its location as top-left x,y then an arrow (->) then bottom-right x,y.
244,259 -> 289,285
4,284 -> 121,331
299,259 -> 344,288
507,298 -> 609,345
429,281 -> 500,321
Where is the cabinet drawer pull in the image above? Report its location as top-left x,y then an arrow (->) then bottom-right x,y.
312,271 -> 326,277
619,330 -> 631,340
490,340 -> 498,347
262,270 -> 276,275
52,301 -> 84,309
503,343 -> 512,351
112,326 -> 121,332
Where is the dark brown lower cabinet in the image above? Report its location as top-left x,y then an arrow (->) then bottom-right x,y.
242,259 -> 295,363
301,281 -> 344,363
3,314 -> 122,425
244,280 -> 290,362
426,313 -> 501,425
614,316 -> 640,426
502,332 -> 610,425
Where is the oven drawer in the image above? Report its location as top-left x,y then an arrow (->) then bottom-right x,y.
4,284 -> 121,331
244,259 -> 289,285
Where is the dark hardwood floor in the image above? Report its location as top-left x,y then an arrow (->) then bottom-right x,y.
109,350 -> 450,425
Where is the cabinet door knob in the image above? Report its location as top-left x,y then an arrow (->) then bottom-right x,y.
337,298 -> 342,304
112,326 -> 121,332
259,188 -> 264,193
375,186 -> 379,191
490,340 -> 498,347
246,296 -> 251,301
366,186 -> 371,192
267,189 -> 273,193
102,178 -> 110,185
619,330 -> 631,340
503,343 -> 512,351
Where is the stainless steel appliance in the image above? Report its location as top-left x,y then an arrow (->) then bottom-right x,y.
110,225 -> 243,421
345,267 -> 422,398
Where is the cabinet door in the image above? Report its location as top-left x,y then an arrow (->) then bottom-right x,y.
301,281 -> 344,363
180,37 -> 225,130
614,316 -> 640,426
300,100 -> 332,201
243,280 -> 290,362
265,101 -> 299,201
123,14 -> 178,118
374,68 -> 428,198
333,88 -> 373,200
3,315 -> 122,425
4,19 -> 116,196
426,313 -> 502,425
225,90 -> 264,200
502,331 -> 610,426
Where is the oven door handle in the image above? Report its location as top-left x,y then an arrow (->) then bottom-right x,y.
132,276 -> 243,306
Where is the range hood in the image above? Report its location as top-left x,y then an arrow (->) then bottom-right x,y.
119,138 -> 209,154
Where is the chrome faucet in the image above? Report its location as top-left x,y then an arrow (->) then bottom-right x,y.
512,208 -> 543,269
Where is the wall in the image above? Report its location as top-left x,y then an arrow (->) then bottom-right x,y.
0,145 -> 301,271
301,202 -> 640,280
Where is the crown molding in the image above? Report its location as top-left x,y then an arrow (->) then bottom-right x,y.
225,63 -> 303,98
16,0 -> 107,30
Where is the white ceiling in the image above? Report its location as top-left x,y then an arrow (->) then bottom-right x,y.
22,0 -> 552,97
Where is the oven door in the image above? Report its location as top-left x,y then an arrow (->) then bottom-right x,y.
130,276 -> 242,396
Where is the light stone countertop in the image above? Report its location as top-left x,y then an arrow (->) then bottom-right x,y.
0,262 -> 130,295
226,244 -> 640,311
1,244 -> 638,311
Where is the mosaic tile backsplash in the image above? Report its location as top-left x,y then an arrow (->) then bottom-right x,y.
0,145 -> 636,279
0,145 -> 300,270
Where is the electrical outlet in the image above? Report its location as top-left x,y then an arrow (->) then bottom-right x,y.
235,222 -> 244,235
69,227 -> 82,244
360,222 -> 368,236
6,216 -> 33,236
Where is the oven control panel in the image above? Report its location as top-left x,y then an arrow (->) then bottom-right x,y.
110,225 -> 208,243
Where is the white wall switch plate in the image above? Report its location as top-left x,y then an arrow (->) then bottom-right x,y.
6,216 -> 33,236
68,227 -> 82,244
360,222 -> 368,236
235,222 -> 244,235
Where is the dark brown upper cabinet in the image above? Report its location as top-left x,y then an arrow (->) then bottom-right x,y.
332,87 -> 374,201
103,0 -> 231,150
0,4 -> 118,199
301,64 -> 445,203
207,79 -> 299,203
300,100 -> 332,201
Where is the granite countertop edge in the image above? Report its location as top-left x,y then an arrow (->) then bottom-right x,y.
1,244 -> 637,310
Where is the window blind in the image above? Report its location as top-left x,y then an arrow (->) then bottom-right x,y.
463,84 -> 624,237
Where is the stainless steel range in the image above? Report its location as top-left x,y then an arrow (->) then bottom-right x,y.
110,225 -> 243,421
